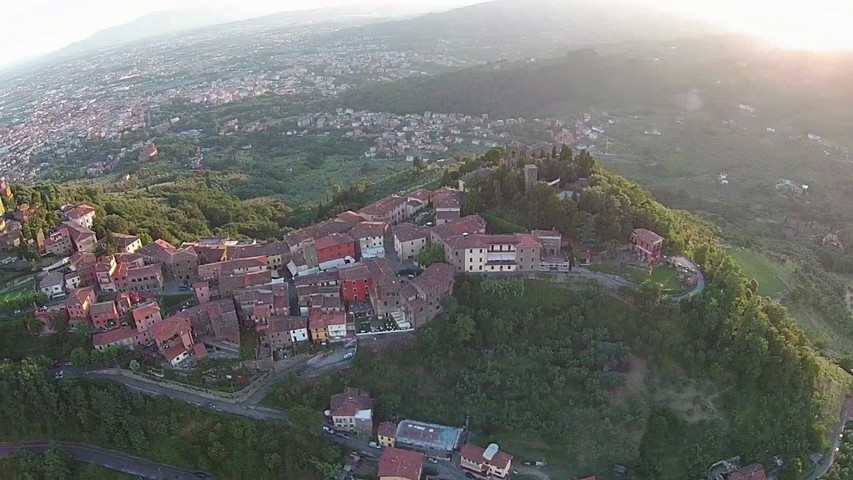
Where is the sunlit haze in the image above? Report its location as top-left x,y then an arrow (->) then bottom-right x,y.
1,0 -> 853,67
656,0 -> 853,51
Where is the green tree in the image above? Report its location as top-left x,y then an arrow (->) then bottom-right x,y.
43,444 -> 72,479
69,347 -> 90,367
417,244 -> 445,267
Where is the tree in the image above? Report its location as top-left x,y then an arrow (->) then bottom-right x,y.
129,359 -> 141,372
417,244 -> 445,267
559,144 -> 573,162
43,444 -> 72,479
412,157 -> 424,169
70,347 -> 90,367
452,314 -> 476,344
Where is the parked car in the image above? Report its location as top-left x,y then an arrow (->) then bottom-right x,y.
427,457 -> 438,463
368,442 -> 381,449
204,402 -> 217,409
343,352 -> 354,359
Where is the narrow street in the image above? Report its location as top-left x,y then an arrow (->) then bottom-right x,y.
0,441 -> 210,479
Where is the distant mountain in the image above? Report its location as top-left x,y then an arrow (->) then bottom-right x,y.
51,10 -> 232,59
350,0 -> 720,59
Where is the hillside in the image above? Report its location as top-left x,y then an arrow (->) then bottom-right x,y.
341,33 -> 853,134
350,0 -> 718,59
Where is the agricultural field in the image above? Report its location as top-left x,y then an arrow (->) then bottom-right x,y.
725,247 -> 792,297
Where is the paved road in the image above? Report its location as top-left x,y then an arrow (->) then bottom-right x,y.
803,396 -> 853,480
514,465 -> 551,480
0,441 -> 210,479
669,256 -> 706,301
80,370 -> 290,422
323,432 -> 472,480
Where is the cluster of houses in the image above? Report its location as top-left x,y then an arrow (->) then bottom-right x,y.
328,387 -> 514,480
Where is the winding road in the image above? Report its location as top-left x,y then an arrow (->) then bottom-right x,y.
0,441 -> 210,479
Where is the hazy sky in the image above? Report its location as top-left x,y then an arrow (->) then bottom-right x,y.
1,0 -> 853,67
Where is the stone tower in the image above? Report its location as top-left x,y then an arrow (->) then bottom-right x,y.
524,164 -> 538,193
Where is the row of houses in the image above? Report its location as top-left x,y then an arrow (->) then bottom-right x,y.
327,388 -> 513,480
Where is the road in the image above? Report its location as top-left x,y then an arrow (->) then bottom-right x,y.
668,256 -> 706,301
0,441 -> 210,479
802,396 -> 853,480
65,345 -> 356,423
323,432 -> 474,480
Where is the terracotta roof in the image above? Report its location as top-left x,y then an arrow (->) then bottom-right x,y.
112,233 -> 140,249
164,343 -> 189,362
435,210 -> 461,223
359,196 -> 407,217
336,210 -> 367,225
65,286 -> 95,308
444,233 -> 541,251
131,302 -> 161,323
150,314 -> 191,343
459,443 -> 512,471
430,215 -> 486,241
92,327 -> 138,346
192,342 -> 208,359
89,301 -> 117,316
632,228 -> 664,245
393,223 -> 428,243
219,270 -> 272,293
433,189 -> 461,209
315,233 -> 355,250
330,387 -> 373,417
268,315 -> 307,333
339,263 -> 371,282
309,310 -> 346,330
412,263 -> 454,295
294,271 -> 340,287
406,189 -> 433,203
728,464 -> 767,480
125,263 -> 162,281
377,421 -> 397,438
378,447 -> 423,480
349,221 -> 387,239
64,204 -> 96,220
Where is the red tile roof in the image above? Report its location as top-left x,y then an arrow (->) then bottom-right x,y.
412,263 -> 454,295
460,443 -> 513,471
377,421 -> 397,438
433,189 -> 461,209
268,315 -> 307,333
192,342 -> 208,359
339,263 -> 371,282
349,221 -> 387,239
65,286 -> 95,308
309,310 -> 346,330
315,233 -> 355,250
393,223 -> 428,243
131,302 -> 161,323
150,314 -> 191,343
359,196 -> 407,217
330,387 -> 373,417
430,215 -> 486,240
632,228 -> 664,246
378,447 -> 423,480
92,327 -> 138,346
164,343 -> 189,362
336,210 -> 367,225
89,301 -> 118,317
728,464 -> 767,480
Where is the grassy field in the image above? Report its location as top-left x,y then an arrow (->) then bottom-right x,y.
648,266 -> 684,293
725,247 -> 791,297
159,293 -> 192,310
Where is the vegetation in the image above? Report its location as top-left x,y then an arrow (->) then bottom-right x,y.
826,424 -> 853,480
0,358 -> 342,479
416,244 -> 445,267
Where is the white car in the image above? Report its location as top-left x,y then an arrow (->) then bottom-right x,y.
368,442 -> 381,449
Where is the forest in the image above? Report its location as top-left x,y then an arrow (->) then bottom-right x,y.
264,149 -> 851,478
0,358 -> 342,479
